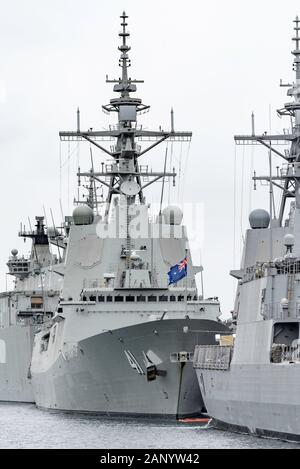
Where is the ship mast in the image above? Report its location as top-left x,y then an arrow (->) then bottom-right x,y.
59,12 -> 192,220
234,17 -> 300,233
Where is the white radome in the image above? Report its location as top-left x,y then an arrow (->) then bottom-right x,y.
162,205 -> 183,225
284,234 -> 295,247
73,205 -> 94,225
130,251 -> 141,262
47,227 -> 59,238
249,209 -> 270,229
280,298 -> 289,306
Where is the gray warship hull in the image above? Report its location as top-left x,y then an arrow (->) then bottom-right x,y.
196,364 -> 300,442
0,325 -> 34,403
32,319 -> 228,418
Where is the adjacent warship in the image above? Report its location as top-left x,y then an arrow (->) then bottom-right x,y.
0,217 -> 62,402
194,17 -> 300,441
30,12 -> 228,418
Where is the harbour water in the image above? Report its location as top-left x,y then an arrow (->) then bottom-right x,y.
0,403 -> 297,449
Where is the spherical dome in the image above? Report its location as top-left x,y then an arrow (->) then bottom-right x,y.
284,234 -> 295,247
47,227 -> 59,238
130,251 -> 141,262
280,298 -> 289,306
11,249 -> 18,257
249,209 -> 270,229
162,205 -> 183,225
72,205 -> 94,226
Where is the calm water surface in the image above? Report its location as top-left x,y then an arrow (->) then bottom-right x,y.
0,403 -> 298,449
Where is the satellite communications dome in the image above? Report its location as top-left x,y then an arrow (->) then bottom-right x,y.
284,234 -> 295,247
47,227 -> 59,238
249,209 -> 270,229
162,205 -> 183,225
11,249 -> 18,257
73,205 -> 94,226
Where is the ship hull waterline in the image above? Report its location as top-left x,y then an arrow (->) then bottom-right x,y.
196,364 -> 300,442
32,319 -> 228,419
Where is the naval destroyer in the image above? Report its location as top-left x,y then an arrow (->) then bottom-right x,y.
194,17 -> 300,441
0,217 -> 63,402
30,12 -> 229,418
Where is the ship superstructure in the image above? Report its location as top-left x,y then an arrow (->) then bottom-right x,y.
0,216 -> 63,401
30,12 -> 228,418
194,17 -> 300,441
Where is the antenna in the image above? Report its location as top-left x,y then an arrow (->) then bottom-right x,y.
28,216 -> 33,232
59,199 -> 64,224
293,15 -> 300,52
171,108 -> 174,133
159,147 -> 168,215
251,112 -> 255,136
292,16 -> 300,83
50,208 -> 62,262
90,148 -> 99,214
77,107 -> 81,133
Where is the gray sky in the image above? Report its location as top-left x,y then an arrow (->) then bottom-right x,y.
0,0 -> 299,317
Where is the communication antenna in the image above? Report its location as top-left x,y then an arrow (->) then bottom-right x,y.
159,147 -> 168,215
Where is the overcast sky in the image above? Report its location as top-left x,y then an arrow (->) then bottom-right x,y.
0,0 -> 299,317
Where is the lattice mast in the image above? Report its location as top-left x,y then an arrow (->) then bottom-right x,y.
235,17 -> 300,227
59,12 -> 192,217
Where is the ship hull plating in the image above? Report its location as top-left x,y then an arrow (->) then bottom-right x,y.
32,319 -> 227,418
0,325 -> 34,403
196,364 -> 300,441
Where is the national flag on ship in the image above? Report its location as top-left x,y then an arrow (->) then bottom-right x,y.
168,257 -> 188,285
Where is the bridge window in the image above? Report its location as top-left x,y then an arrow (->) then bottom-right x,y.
126,295 -> 135,302
98,296 -> 105,302
90,296 -> 96,302
115,296 -> 124,302
159,295 -> 168,302
31,296 -> 43,309
178,295 -> 184,302
107,296 -> 113,302
170,295 -> 176,302
137,295 -> 146,302
148,295 -> 157,302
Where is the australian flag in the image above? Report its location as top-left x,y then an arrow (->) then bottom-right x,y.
168,257 -> 188,285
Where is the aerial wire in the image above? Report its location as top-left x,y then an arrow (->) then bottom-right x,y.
233,144 -> 237,270
159,147 -> 168,215
239,144 -> 246,257
43,205 -> 53,290
177,142 -> 183,202
67,141 -> 70,212
59,141 -> 62,203
168,142 -> 172,205
249,144 -> 255,213
181,141 -> 191,203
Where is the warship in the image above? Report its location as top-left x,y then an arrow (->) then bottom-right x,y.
194,17 -> 300,441
0,217 -> 62,402
29,12 -> 229,419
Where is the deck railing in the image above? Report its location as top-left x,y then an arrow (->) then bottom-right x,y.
262,303 -> 300,320
271,343 -> 300,363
